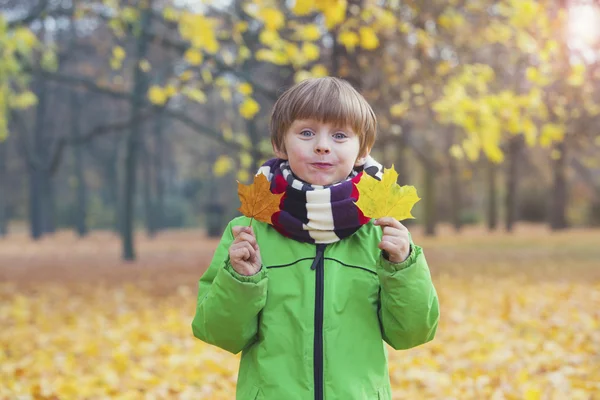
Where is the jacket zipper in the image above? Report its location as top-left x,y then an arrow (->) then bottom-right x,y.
311,243 -> 327,400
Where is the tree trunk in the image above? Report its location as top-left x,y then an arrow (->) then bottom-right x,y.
550,141 -> 568,230
142,137 -> 156,237
487,161 -> 498,231
107,148 -> 121,233
505,136 -> 522,232
71,91 -> 87,237
447,128 -> 461,232
395,122 -> 410,186
43,175 -> 56,234
122,3 -> 152,260
247,118 -> 260,176
29,77 -> 48,240
448,153 -> 461,232
423,161 -> 436,236
0,140 -> 7,236
153,115 -> 165,231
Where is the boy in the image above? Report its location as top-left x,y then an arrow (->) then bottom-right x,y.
192,77 -> 439,400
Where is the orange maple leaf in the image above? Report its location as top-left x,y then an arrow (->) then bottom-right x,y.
237,173 -> 283,225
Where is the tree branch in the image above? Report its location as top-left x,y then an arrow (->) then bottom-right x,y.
143,31 -> 279,101
162,108 -> 270,158
7,0 -> 50,29
33,68 -> 133,101
47,106 -> 164,175
31,67 -> 270,161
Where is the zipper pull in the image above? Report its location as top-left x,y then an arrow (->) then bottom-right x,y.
310,244 -> 326,270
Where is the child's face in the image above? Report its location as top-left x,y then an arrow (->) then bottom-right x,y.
274,119 -> 367,186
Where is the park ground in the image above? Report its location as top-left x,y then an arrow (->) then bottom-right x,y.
1,224 -> 599,399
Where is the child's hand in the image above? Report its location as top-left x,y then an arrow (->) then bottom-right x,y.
229,226 -> 262,276
374,217 -> 410,263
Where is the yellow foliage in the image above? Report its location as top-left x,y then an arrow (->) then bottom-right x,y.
404,59 -> 421,78
259,8 -> 285,31
338,31 -> 359,52
237,169 -> 251,184
436,61 -> 453,76
293,0 -> 315,15
41,50 -> 58,72
256,49 -> 288,65
148,86 -> 167,106
179,70 -> 193,82
238,83 -> 253,96
311,64 -> 328,77
220,125 -> 234,143
240,98 -> 260,119
121,7 -> 139,24
138,59 -> 151,73
321,0 -> 346,29
184,49 -> 203,66
201,69 -> 213,84
301,43 -> 320,62
221,87 -> 232,103
240,152 -> 253,169
10,91 -> 37,110
540,124 -> 564,148
449,144 -> 464,160
163,6 -> 180,22
359,27 -> 379,50
13,27 -> 38,50
213,155 -> 234,177
179,14 -> 219,54
182,87 -> 207,104
390,102 -> 409,118
293,24 -> 321,41
567,63 -> 586,87
259,29 -> 280,47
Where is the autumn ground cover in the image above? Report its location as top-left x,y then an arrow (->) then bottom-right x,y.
1,225 -> 599,399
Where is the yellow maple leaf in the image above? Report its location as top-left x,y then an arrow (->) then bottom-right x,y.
355,165 -> 420,221
237,174 -> 283,225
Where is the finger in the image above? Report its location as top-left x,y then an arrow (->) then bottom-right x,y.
235,232 -> 258,247
231,246 -> 251,261
381,226 -> 404,237
241,242 -> 256,260
374,217 -> 402,229
378,240 -> 395,253
381,235 -> 399,245
232,225 -> 248,238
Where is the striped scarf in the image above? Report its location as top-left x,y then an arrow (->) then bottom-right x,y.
256,157 -> 384,244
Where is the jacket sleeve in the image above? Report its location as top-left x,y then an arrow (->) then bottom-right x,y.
376,236 -> 439,350
191,220 -> 268,354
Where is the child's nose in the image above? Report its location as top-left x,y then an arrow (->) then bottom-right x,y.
315,145 -> 330,154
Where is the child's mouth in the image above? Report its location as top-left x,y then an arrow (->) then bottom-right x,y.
311,163 -> 333,169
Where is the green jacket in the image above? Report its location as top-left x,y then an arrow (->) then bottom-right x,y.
192,216 -> 439,400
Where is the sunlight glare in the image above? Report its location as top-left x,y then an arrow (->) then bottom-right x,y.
568,4 -> 600,47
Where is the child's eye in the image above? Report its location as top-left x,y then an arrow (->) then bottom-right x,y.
300,130 -> 314,137
333,132 -> 347,139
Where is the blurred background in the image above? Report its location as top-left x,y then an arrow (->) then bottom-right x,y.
1,0 -> 599,399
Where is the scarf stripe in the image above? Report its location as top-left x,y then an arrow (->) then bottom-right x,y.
257,157 -> 383,244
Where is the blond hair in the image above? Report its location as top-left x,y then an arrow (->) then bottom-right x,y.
270,77 -> 377,158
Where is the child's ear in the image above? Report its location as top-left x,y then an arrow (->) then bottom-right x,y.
273,143 -> 288,160
354,149 -> 371,166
